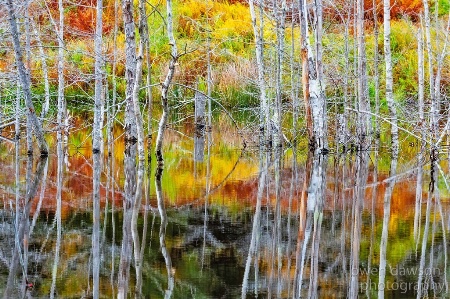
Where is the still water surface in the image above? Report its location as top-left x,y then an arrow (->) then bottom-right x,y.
0,128 -> 448,298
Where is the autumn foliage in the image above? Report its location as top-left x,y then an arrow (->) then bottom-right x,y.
45,0 -> 117,37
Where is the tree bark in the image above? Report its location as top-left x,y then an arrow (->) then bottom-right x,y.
123,0 -> 138,142
92,0 -> 104,297
357,0 -> 371,148
155,0 -> 178,164
384,0 -> 399,154
6,0 -> 48,155
248,0 -> 269,145
299,0 -> 327,150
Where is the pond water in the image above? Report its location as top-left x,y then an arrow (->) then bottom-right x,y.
0,123 -> 449,299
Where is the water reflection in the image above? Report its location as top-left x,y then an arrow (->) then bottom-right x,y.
4,154 -> 48,298
1,138 -> 450,298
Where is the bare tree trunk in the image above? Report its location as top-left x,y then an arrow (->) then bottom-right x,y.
299,0 -> 313,145
92,0 -> 104,297
123,0 -> 137,142
384,0 -> 399,153
357,0 -> 371,148
248,0 -> 269,145
146,26 -> 153,157
373,0 -> 380,146
415,26 -> 425,241
155,0 -> 178,164
57,0 -> 65,140
6,0 -> 48,155
132,0 -> 148,163
299,0 -> 327,150
274,0 -> 286,148
25,0 -> 33,154
422,0 -> 436,140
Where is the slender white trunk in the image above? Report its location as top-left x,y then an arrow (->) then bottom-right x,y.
6,0 -> 48,155
300,0 -> 327,149
92,0 -> 103,297
155,0 -> 178,164
25,0 -> 33,153
133,0 -> 147,162
274,0 -> 286,148
357,0 -> 371,148
57,0 -> 65,139
414,27 -> 425,241
373,0 -> 380,143
248,0 -> 269,144
123,0 -> 137,141
422,0 -> 436,139
384,0 -> 398,153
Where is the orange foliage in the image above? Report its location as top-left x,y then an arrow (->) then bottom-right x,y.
45,0 -> 117,37
323,0 -> 423,21
368,0 -> 423,19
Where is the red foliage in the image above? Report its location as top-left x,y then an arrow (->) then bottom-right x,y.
44,0 -> 116,37
323,0 -> 423,21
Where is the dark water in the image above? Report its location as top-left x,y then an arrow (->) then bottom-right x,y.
0,132 -> 449,298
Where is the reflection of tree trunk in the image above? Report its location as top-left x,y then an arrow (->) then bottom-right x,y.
293,151 -> 312,298
201,131 -> 212,269
156,167 -> 174,299
118,144 -> 137,298
50,138 -> 64,299
241,148 -> 267,298
416,153 -> 437,298
132,153 -> 146,297
349,152 -> 369,298
366,151 -> 378,298
377,153 -> 398,299
5,155 -> 47,298
268,148 -> 283,297
307,151 -> 327,299
286,144 -> 298,297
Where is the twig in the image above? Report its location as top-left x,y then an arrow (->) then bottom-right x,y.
345,107 -> 432,146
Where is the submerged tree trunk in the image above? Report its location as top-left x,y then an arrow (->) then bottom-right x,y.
6,0 -> 48,155
155,0 -> 178,164
92,0 -> 104,297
